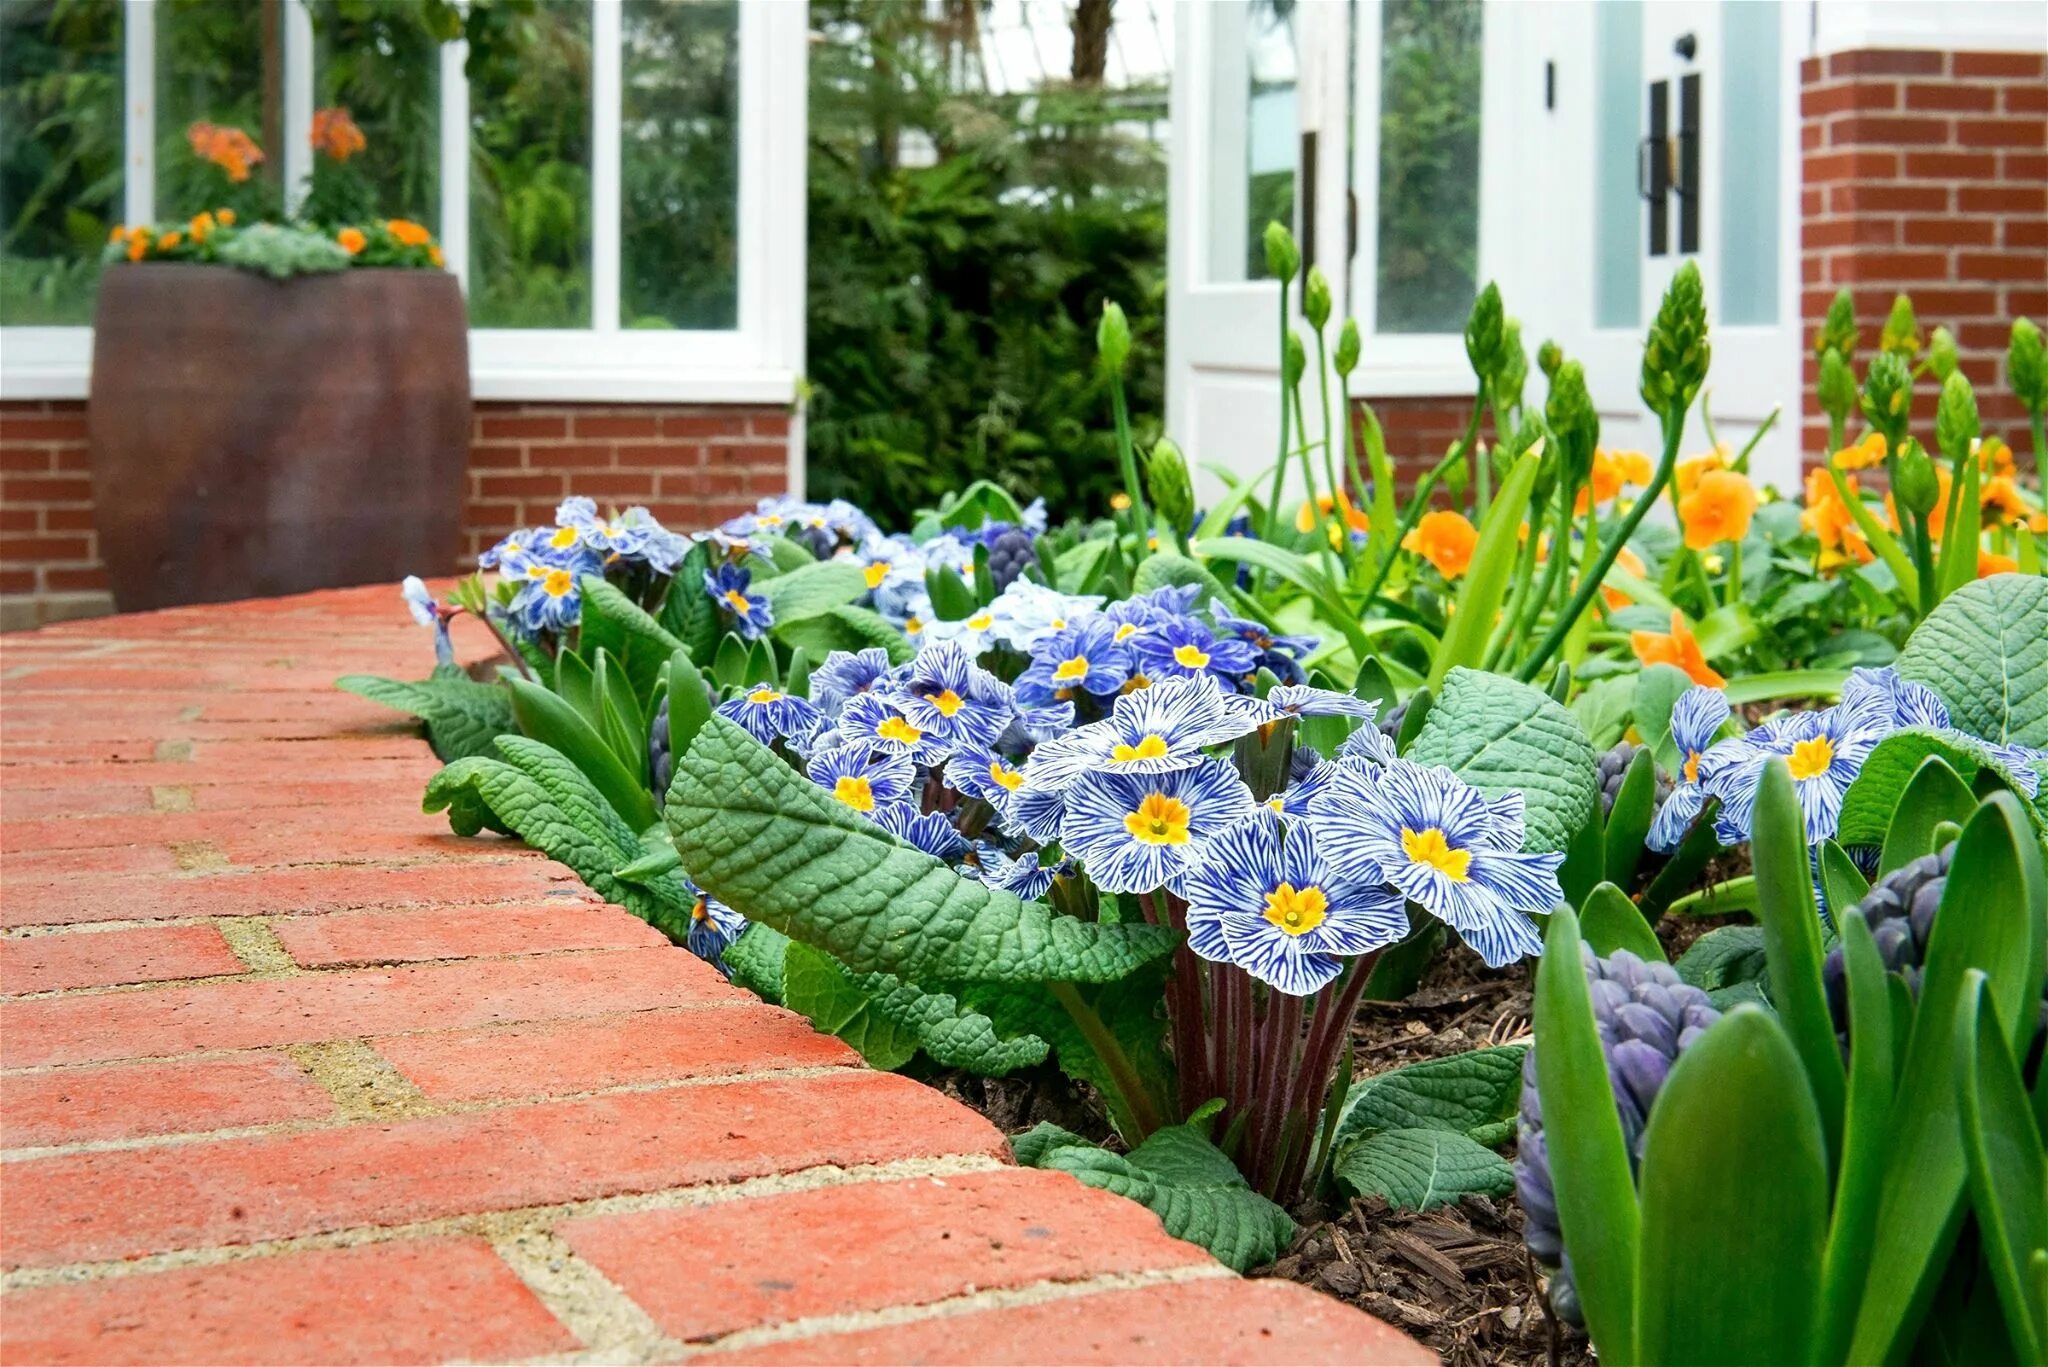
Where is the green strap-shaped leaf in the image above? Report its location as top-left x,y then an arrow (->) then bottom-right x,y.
1634,1006 -> 1829,1364
424,736 -> 694,942
1897,573 -> 2048,747
1329,1046 -> 1526,1153
1817,910 -> 1899,1365
1838,728 -> 2046,850
1631,663 -> 1699,773
1332,1126 -> 1515,1211
578,576 -> 684,707
1427,446 -> 1542,689
337,673 -> 515,762
1406,666 -> 1597,853
507,678 -> 659,832
667,718 -> 1177,984
1603,747 -> 1660,889
658,541 -> 720,666
1879,755 -> 1978,875
760,559 -> 868,625
1818,839 -> 1872,920
1956,971 -> 2046,1364
1579,882 -> 1665,963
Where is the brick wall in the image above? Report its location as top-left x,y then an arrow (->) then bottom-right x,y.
1799,48 -> 2048,461
0,399 -> 792,631
1352,394 -> 1492,493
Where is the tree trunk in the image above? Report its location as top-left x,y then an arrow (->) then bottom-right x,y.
1070,0 -> 1113,86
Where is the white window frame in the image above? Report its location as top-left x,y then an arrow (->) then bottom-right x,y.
1344,0 -> 1516,400
1,0 -> 806,405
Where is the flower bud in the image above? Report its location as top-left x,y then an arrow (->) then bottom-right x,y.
2010,317 -> 2045,416
1537,338 -> 1563,381
1465,282 -> 1505,384
1936,371 -> 1979,462
1640,262 -> 1710,413
1334,318 -> 1361,377
1546,359 -> 1598,486
1860,350 -> 1912,440
1818,346 -> 1857,423
1096,300 -> 1131,377
1303,265 -> 1332,330
1894,440 -> 1940,516
1928,325 -> 1959,381
1496,318 -> 1528,414
1144,438 -> 1195,540
1880,293 -> 1920,358
1282,329 -> 1306,388
1814,287 -> 1858,364
1262,221 -> 1300,283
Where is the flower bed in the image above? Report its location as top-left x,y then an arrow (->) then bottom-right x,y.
348,234 -> 2048,1363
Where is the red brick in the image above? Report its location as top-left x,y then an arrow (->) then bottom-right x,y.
1833,183 -> 1948,214
1903,150 -> 1999,179
0,1238 -> 576,1364
0,475 -> 93,504
1901,216 -> 1997,247
1802,81 -> 1898,116
0,1053 -> 332,1147
1808,217 -> 1898,249
700,1276 -> 1433,1366
563,1169 -> 1210,1343
614,441 -> 709,469
0,413 -> 88,442
476,473 -> 565,499
1904,83 -> 1998,113
377,1003 -> 858,1102
38,507 -> 97,532
1830,114 -> 1952,145
0,447 -> 54,472
1957,117 -> 2048,149
750,411 -> 792,438
2003,150 -> 2048,180
1830,250 -> 1951,283
271,902 -> 668,968
2009,84 -> 2048,115
40,565 -> 109,592
1829,50 -> 1944,79
662,413 -> 747,439
478,413 -> 567,439
1,924 -> 244,994
559,472 -> 656,499
1953,52 -> 2045,80
525,442 -> 617,470
2,1072 -> 1006,1267
468,442 -> 526,469
1958,252 -> 2048,281
2008,219 -> 2048,249
0,534 -> 92,562
0,945 -> 746,1067
572,413 -> 660,438
1960,184 -> 2047,214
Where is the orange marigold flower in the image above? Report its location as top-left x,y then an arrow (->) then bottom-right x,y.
188,211 -> 216,242
428,243 -> 444,268
1675,444 -> 1729,499
1979,550 -> 2019,578
385,218 -> 431,247
1802,467 -> 1874,572
1832,432 -> 1888,471
216,208 -> 236,226
1295,491 -> 1370,536
1403,509 -> 1479,580
337,227 -> 367,256
1631,610 -> 1725,689
1679,469 -> 1758,550
1603,545 -> 1647,610
309,106 -> 367,162
187,121 -> 263,183
125,227 -> 150,262
1886,464 -> 1952,539
109,224 -> 125,244
158,230 -> 182,250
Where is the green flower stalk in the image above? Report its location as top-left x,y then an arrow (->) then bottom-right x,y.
1335,318 -> 1373,520
1259,224 -> 1300,552
2010,317 -> 2046,465
1818,346 -> 1857,456
1303,267 -> 1351,568
1521,263 -> 1709,683
1098,301 -> 1149,541
1146,438 -> 1195,554
1464,284 -> 1507,516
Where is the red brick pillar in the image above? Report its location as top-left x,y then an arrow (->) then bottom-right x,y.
1799,49 -> 2048,462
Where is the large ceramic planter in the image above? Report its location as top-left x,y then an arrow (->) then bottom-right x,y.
88,264 -> 470,612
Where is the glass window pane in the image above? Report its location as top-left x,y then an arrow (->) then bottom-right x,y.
306,1 -> 440,231
469,0 -> 591,328
621,0 -> 738,330
1206,0 -> 1295,284
1594,0 -> 1642,329
0,0 -> 122,324
1373,0 -> 1480,333
156,0 -> 284,222
1720,0 -> 1778,326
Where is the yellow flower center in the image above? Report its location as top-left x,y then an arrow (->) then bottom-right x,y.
549,526 -> 580,550
1401,827 -> 1472,882
1110,734 -> 1170,763
543,568 -> 574,598
832,775 -> 875,812
747,688 -> 783,705
723,589 -> 752,614
1262,882 -> 1329,936
1121,674 -> 1152,694
905,616 -> 924,636
877,716 -> 924,744
1789,735 -> 1835,781
1114,622 -> 1141,642
864,562 -> 891,588
1051,656 -> 1091,683
1123,792 -> 1192,846
969,611 -> 994,630
990,761 -> 1024,792
1173,644 -> 1212,669
930,689 -> 966,717
1684,750 -> 1701,785
691,896 -> 710,924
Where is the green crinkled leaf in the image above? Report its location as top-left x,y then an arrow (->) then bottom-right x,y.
1675,925 -> 1769,992
722,923 -> 788,1004
668,718 -> 1177,984
424,735 -> 694,941
338,673 -> 515,762
1897,574 -> 2048,747
1331,1127 -> 1515,1211
577,577 -> 683,707
420,755 -> 513,836
658,541 -> 721,666
782,940 -> 1049,1075
1836,727 -> 2048,847
757,560 -> 868,625
964,971 -> 1171,1141
1011,1120 -> 1296,1272
1406,666 -> 1598,852
1132,550 -> 1235,609
1331,1046 -> 1527,1153
774,605 -> 915,666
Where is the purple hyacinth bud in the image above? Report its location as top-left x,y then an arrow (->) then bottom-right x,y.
1612,1038 -> 1673,1124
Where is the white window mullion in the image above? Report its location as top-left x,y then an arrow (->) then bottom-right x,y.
123,0 -> 154,222
283,0 -> 315,213
590,0 -> 622,333
440,35 -> 470,288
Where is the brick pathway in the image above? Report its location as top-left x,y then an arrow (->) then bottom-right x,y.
0,587 -> 1427,1365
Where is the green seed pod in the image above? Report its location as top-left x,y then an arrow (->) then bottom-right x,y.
1283,329 -> 1306,388
2010,317 -> 2045,416
1303,266 -> 1332,330
1640,262 -> 1711,413
1880,293 -> 1921,359
1861,350 -> 1913,441
1465,282 -> 1505,384
1096,300 -> 1131,377
1814,287 -> 1858,364
1894,440 -> 1940,516
1334,318 -> 1361,377
1818,347 -> 1857,426
1145,438 -> 1196,540
1496,318 -> 1529,415
1537,338 -> 1563,381
1547,359 -> 1599,487
1928,325 -> 1959,381
1263,221 -> 1300,284
1936,371 -> 1979,461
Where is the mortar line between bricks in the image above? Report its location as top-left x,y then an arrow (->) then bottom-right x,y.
491,1228 -> 674,1362
0,1153 -> 1010,1291
0,896 -> 604,938
0,1063 -> 860,1159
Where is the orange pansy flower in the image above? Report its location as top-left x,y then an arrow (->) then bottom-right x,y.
309,106 -> 367,162
1981,474 -> 2034,526
186,121 -> 263,183
1679,469 -> 1758,550
1675,444 -> 1729,499
1802,467 -> 1874,572
337,227 -> 367,256
1631,610 -> 1725,689
1979,550 -> 2020,578
1576,447 -> 1651,514
1603,545 -> 1648,610
1295,491 -> 1371,545
1832,432 -> 1888,471
385,218 -> 432,248
1403,509 -> 1479,580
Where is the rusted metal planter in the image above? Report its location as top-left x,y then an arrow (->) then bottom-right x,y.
88,264 -> 470,612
